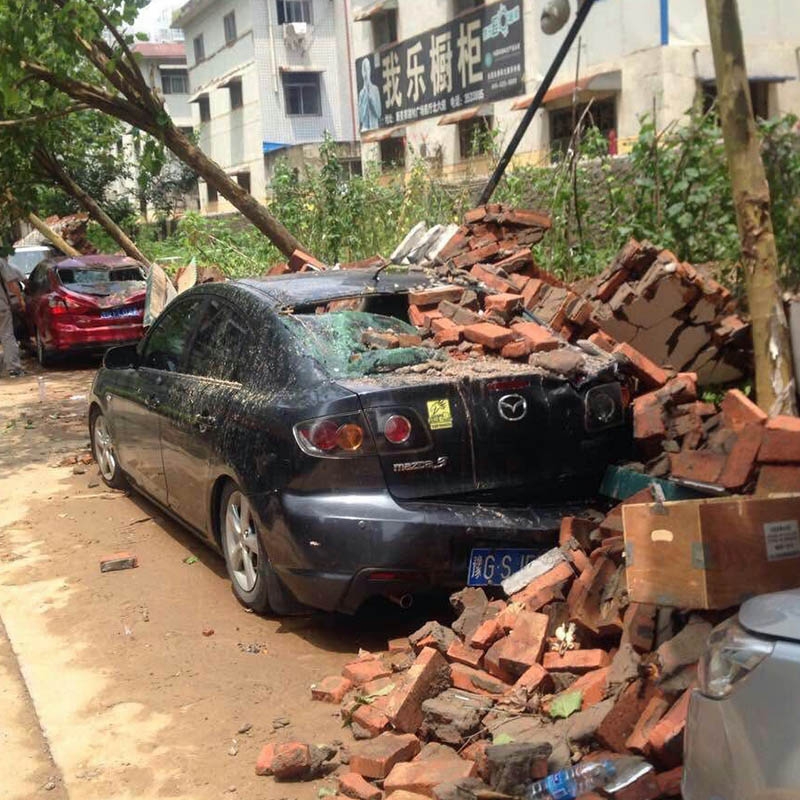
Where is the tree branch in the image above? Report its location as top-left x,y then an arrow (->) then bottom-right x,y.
0,104 -> 88,127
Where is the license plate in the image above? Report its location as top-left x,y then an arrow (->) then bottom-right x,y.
467,548 -> 541,586
100,306 -> 140,320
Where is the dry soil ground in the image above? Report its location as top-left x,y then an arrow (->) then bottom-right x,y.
0,355 -> 449,800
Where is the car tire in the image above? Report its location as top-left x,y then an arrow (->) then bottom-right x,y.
90,409 -> 128,490
35,329 -> 51,367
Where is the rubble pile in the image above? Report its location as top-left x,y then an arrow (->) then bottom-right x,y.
261,541 -> 705,799
14,212 -> 97,254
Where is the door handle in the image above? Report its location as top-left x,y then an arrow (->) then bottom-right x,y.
194,413 -> 217,432
145,394 -> 161,410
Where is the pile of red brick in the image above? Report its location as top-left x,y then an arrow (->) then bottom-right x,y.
634,371 -> 800,493
255,530 -> 709,799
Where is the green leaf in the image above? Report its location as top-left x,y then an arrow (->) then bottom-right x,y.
364,683 -> 395,700
318,789 -> 336,798
549,690 -> 583,719
183,555 -> 198,565
492,732 -> 514,745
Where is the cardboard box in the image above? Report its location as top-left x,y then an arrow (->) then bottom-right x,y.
623,494 -> 800,609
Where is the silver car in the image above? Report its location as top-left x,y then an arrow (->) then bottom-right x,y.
683,589 -> 800,799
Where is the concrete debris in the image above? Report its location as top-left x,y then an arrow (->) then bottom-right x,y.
15,212 -> 96,253
99,552 -> 138,573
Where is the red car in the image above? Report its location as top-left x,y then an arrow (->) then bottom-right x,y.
25,255 -> 147,365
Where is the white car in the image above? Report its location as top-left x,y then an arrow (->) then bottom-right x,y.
9,244 -> 57,278
683,589 -> 800,799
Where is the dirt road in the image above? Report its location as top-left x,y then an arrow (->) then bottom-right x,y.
0,358 -> 447,800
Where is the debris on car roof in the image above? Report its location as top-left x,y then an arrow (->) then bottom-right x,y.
14,212 -> 97,254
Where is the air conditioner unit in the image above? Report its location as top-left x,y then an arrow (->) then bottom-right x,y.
287,21 -> 308,36
283,21 -> 310,52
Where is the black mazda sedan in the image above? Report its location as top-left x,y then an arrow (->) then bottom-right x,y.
89,268 -> 631,614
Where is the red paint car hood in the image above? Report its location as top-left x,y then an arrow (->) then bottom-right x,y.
61,284 -> 146,310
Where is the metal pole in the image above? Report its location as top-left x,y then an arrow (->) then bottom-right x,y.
477,0 -> 597,205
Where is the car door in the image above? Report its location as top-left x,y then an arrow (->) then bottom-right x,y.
159,295 -> 250,536
113,296 -> 206,503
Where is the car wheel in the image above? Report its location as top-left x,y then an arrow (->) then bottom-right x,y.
220,482 -> 273,614
35,329 -> 51,367
90,409 -> 127,489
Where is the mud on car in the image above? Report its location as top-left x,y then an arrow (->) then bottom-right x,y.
89,267 -> 632,614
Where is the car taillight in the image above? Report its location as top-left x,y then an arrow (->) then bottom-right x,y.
294,413 -> 373,458
698,617 -> 773,699
384,415 -> 412,444
584,383 -> 625,431
48,293 -> 85,315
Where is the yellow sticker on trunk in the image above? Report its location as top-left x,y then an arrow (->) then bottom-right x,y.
427,399 -> 453,430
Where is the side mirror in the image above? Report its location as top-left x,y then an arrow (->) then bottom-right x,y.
104,343 -> 140,370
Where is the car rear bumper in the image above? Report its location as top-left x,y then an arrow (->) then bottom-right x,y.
48,320 -> 143,352
261,490 -> 586,613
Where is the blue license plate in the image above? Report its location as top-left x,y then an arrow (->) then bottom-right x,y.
467,548 -> 541,586
100,307 -> 139,320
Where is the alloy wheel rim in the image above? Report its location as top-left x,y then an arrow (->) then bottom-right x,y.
224,491 -> 259,593
94,416 -> 116,480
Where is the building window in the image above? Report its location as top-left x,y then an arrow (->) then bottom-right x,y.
458,115 -> 493,159
700,79 -> 771,120
549,98 -> 617,158
198,95 -> 211,122
372,10 -> 398,48
193,34 -> 205,63
380,137 -> 405,169
453,0 -> 484,14
281,72 -> 321,116
342,158 -> 363,179
236,172 -> 251,194
277,0 -> 312,24
229,80 -> 243,110
223,11 -> 237,44
161,70 -> 189,94
207,184 -> 218,203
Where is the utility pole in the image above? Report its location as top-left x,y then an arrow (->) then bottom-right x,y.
706,0 -> 796,415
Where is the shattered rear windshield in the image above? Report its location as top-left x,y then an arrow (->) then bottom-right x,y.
284,311 -> 437,377
57,267 -> 146,296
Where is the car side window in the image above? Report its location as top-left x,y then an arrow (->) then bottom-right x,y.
183,298 -> 248,382
141,298 -> 204,372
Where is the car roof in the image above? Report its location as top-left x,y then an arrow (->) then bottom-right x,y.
47,255 -> 144,269
237,266 -> 435,307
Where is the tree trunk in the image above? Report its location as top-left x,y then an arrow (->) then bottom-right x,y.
706,0 -> 796,415
37,149 -> 152,267
159,125 -> 303,257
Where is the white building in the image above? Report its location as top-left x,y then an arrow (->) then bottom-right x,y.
175,0 -> 361,214
350,0 -> 800,179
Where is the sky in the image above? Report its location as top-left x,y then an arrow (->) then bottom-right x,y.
133,0 -> 186,39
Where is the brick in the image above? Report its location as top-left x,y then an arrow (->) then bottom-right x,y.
718,423 -> 765,490
669,450 -> 726,484
484,615 -> 548,679
455,243 -> 500,269
633,393 -> 666,447
343,659 -> 392,686
721,388 -> 767,432
289,248 -> 326,271
438,228 -> 469,260
431,316 -> 459,333
655,766 -> 683,797
521,278 -> 546,309
484,292 -> 523,316
270,742 -> 311,780
388,637 -> 411,653
464,206 -> 487,224
460,741 -> 490,781
312,675 -> 353,703
255,742 -> 276,775
438,300 -> 483,326
510,273 -> 531,291
469,618 -> 503,649
434,327 -> 463,346
408,304 -> 442,330
647,688 -> 692,767
339,254 -> 386,270
384,647 -> 451,734
510,560 -> 574,607
445,639 -> 484,669
559,516 -> 596,550
363,331 -> 400,349
613,770 -> 662,800
462,322 -> 515,351
570,666 -> 610,709
542,649 -> 611,674
350,732 -> 421,779
567,556 -> 620,634
614,342 -> 669,390
99,552 -> 138,572
595,680 -> 660,754
511,321 -> 561,352
509,663 -> 552,695
469,263 -> 516,293
622,603 -> 657,654
338,772 -> 381,800
755,464 -> 800,495
625,694 -> 671,752
268,261 -> 290,276
758,427 -> 800,463
351,703 -> 391,738
450,663 -> 511,696
500,338 -> 532,359
588,330 -> 618,352
384,757 -> 477,797
494,247 -> 534,274
408,286 -> 464,307
766,414 -> 800,432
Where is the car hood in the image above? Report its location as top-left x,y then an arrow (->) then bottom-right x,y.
739,588 -> 800,642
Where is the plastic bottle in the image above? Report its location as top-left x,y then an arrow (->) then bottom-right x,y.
526,760 -> 617,800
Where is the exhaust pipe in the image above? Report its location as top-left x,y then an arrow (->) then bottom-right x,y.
389,593 -> 414,610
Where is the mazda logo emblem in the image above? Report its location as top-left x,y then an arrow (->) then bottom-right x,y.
498,393 -> 527,422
